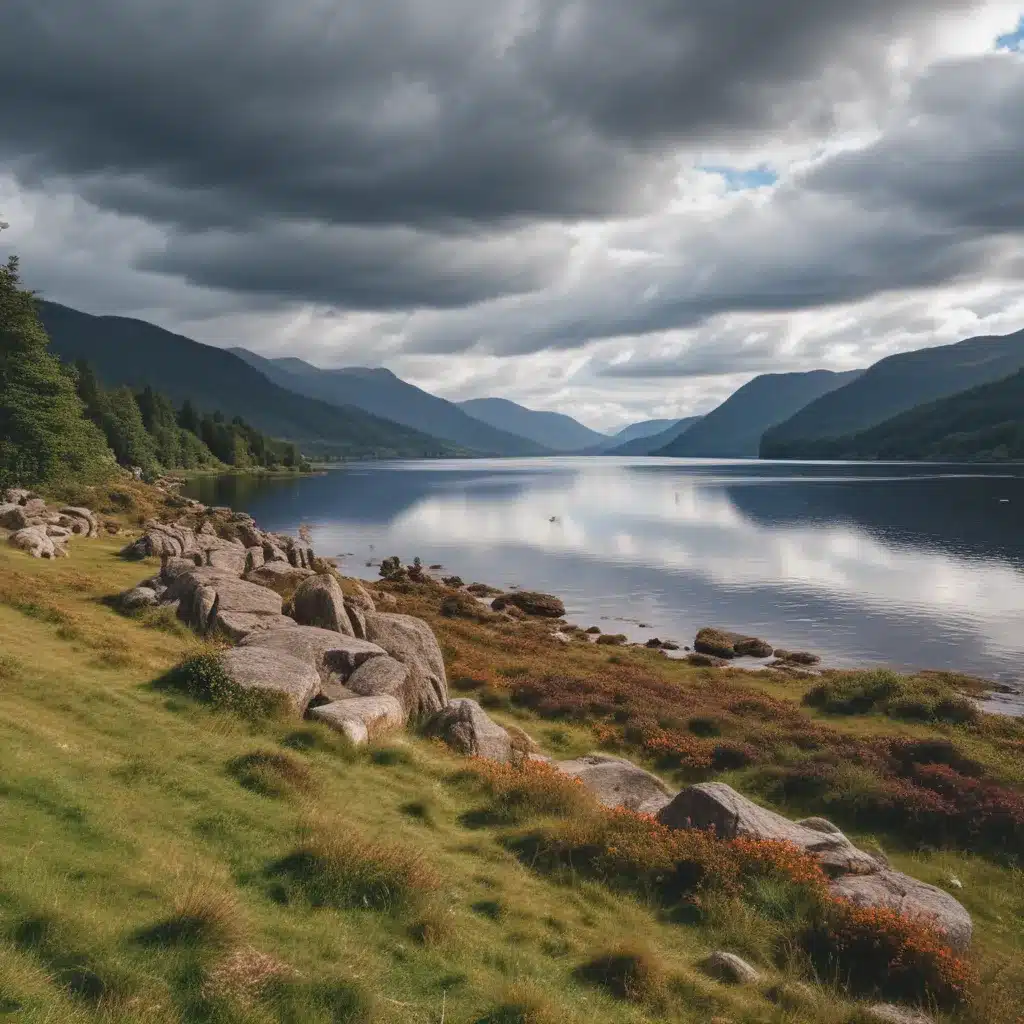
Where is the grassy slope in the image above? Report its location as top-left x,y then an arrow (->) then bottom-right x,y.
0,532 -> 1022,1023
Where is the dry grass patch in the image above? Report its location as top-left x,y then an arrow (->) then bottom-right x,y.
202,946 -> 297,1005
575,944 -> 669,1006
228,749 -> 317,799
136,880 -> 243,949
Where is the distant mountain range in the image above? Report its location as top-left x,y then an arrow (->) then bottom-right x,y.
38,303 -> 456,459
781,367 -> 1024,461
603,417 -> 703,456
657,369 -> 863,458
457,397 -> 608,451
761,328 -> 1024,457
609,419 -> 680,444
230,350 -> 552,457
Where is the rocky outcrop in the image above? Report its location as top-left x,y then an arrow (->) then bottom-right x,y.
694,627 -> 773,660
345,656 -> 413,716
217,646 -> 321,716
245,561 -> 315,595
341,580 -> 375,638
830,871 -> 973,953
556,754 -> 674,816
658,782 -> 881,876
291,574 -> 354,635
240,626 -> 387,691
310,695 -> 405,745
121,521 -> 202,561
161,566 -> 286,636
699,952 -> 760,985
658,782 -> 972,951
490,591 -> 566,618
362,612 -> 449,718
57,507 -> 99,537
118,585 -> 161,610
9,524 -> 68,559
427,698 -> 512,761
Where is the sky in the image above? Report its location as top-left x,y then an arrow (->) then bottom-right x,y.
1,2 -> 1023,433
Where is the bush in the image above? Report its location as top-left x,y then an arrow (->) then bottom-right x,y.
159,653 -> 290,719
454,757 -> 592,824
805,900 -> 975,1007
269,822 -> 441,914
136,881 -> 241,949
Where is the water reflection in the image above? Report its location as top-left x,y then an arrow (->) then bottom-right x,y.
188,459 -> 1024,689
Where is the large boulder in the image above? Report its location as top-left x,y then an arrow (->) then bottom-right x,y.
245,561 -> 315,596
309,695 -> 405,745
340,578 -> 376,638
291,574 -> 355,635
217,646 -> 320,716
121,520 -> 202,561
362,612 -> 448,718
4,488 -> 32,505
556,754 -> 674,816
58,506 -> 99,538
0,504 -> 30,531
490,591 -> 565,618
427,698 -> 512,761
162,566 -> 284,634
657,783 -> 880,876
119,586 -> 161,610
214,612 -> 297,643
694,627 -> 773,659
240,626 -> 386,690
345,656 -> 413,718
830,871 -> 973,952
201,536 -> 248,575
9,525 -> 67,559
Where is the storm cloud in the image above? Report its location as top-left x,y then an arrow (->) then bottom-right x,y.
0,1 -> 1022,427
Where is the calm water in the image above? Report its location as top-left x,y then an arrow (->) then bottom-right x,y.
188,458 -> 1024,705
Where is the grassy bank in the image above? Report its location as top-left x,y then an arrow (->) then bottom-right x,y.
0,518 -> 1021,1022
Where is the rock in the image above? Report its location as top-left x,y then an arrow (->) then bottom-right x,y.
773,649 -> 821,666
796,817 -> 843,835
245,561 -> 315,595
309,695 -> 405,745
661,641 -> 680,651
362,612 -> 449,718
284,537 -> 315,569
292,574 -> 355,635
198,520 -> 218,537
245,546 -> 265,572
213,612 -> 297,643
45,525 -> 72,538
864,1005 -> 935,1024
163,566 -> 285,634
658,783 -> 881,877
556,754 -> 674,816
428,698 -> 512,761
375,590 -> 398,608
345,656 -> 412,716
695,628 -> 737,658
121,520 -> 202,561
202,537 -> 248,575
686,653 -> 726,667
698,951 -> 760,985
9,525 -> 67,559
585,625 -> 601,635
161,557 -> 201,581
596,633 -> 627,646
58,506 -> 98,537
829,870 -> 972,951
505,722 -> 541,755
119,586 -> 160,610
490,591 -> 565,618
645,638 -> 663,649
237,522 -> 265,549
0,504 -> 29,530
22,498 -> 47,517
947,875 -> 963,890
733,636 -> 773,658
240,626 -> 387,686
217,646 -> 321,715
262,538 -> 289,563
4,488 -> 31,504
466,582 -> 501,597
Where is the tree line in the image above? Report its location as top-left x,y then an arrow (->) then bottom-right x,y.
0,252 -> 307,490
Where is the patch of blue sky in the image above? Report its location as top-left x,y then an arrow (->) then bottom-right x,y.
996,16 -> 1023,50
699,165 -> 778,191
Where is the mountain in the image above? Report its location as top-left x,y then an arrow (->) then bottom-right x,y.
37,302 -> 457,459
657,369 -> 864,458
609,419 -> 680,444
603,416 -> 703,456
761,327 -> 1024,457
231,351 -> 552,457
783,368 -> 1024,461
457,397 -> 607,451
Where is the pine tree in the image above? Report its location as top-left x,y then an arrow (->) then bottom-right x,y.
0,256 -> 113,488
102,386 -> 159,472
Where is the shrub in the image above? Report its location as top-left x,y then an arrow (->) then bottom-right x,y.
805,900 -> 975,1008
595,633 -> 627,646
136,881 -> 241,949
454,757 -> 592,824
441,592 -> 495,623
159,653 -> 289,719
378,556 -> 405,582
228,750 -> 317,799
269,822 -> 441,914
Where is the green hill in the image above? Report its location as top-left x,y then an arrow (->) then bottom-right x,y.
761,328 -> 1024,457
231,351 -> 552,457
658,369 -> 863,458
458,397 -> 606,452
783,368 -> 1024,461
38,303 -> 459,460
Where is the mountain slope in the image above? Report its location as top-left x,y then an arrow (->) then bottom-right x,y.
609,418 -> 679,444
657,369 -> 864,458
761,328 -> 1024,457
458,397 -> 607,451
231,350 -> 552,457
37,302 -> 457,459
603,416 -> 702,456
786,368 -> 1024,461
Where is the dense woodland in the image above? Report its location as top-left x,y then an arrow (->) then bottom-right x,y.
0,254 -> 306,490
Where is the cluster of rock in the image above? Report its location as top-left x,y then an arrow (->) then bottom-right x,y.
1,488 -> 101,558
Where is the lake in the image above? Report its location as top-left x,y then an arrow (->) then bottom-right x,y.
187,458 -> 1024,708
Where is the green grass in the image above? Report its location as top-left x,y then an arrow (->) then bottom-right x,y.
0,534 -> 1022,1022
